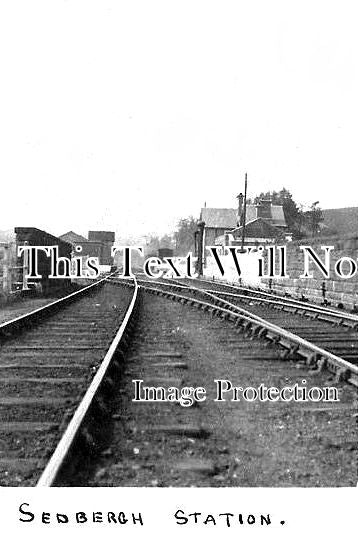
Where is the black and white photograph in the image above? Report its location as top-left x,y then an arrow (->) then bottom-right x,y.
0,0 -> 357,533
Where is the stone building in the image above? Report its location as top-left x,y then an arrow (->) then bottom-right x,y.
59,230 -> 115,267
199,198 -> 289,250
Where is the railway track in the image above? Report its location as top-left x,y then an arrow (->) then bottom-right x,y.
183,277 -> 358,324
0,275 -> 356,486
70,276 -> 356,487
131,277 -> 358,383
183,278 -> 358,368
0,277 -> 136,486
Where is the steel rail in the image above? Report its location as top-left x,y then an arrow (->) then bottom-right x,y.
113,279 -> 358,387
200,287 -> 358,368
198,276 -> 358,319
0,275 -> 113,338
36,277 -> 139,487
135,277 -> 358,326
201,289 -> 358,323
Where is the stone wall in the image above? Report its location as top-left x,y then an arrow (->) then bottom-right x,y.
260,235 -> 358,308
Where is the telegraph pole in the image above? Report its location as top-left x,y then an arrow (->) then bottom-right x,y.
196,221 -> 205,276
240,172 -> 248,252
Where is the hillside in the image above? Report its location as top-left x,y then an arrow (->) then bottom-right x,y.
321,207 -> 358,236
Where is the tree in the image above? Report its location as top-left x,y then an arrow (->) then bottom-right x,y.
144,233 -> 175,257
143,216 -> 198,257
144,234 -> 160,257
174,216 -> 198,255
305,201 -> 324,237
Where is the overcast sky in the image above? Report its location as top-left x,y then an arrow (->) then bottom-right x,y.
0,1 -> 357,239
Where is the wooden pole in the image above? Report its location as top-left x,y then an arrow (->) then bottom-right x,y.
240,172 -> 248,252
22,241 -> 29,291
196,221 -> 205,276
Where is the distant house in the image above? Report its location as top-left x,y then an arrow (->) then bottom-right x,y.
59,231 -> 88,245
222,217 -> 286,248
59,230 -> 115,266
199,208 -> 238,248
244,199 -> 287,229
199,198 -> 288,249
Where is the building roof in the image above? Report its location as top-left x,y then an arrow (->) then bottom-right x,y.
232,218 -> 285,239
200,208 -> 237,229
14,228 -> 72,250
200,204 -> 287,229
270,205 -> 287,226
59,231 -> 88,244
245,204 -> 287,227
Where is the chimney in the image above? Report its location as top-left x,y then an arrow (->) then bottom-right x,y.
237,193 -> 244,226
257,198 -> 272,220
